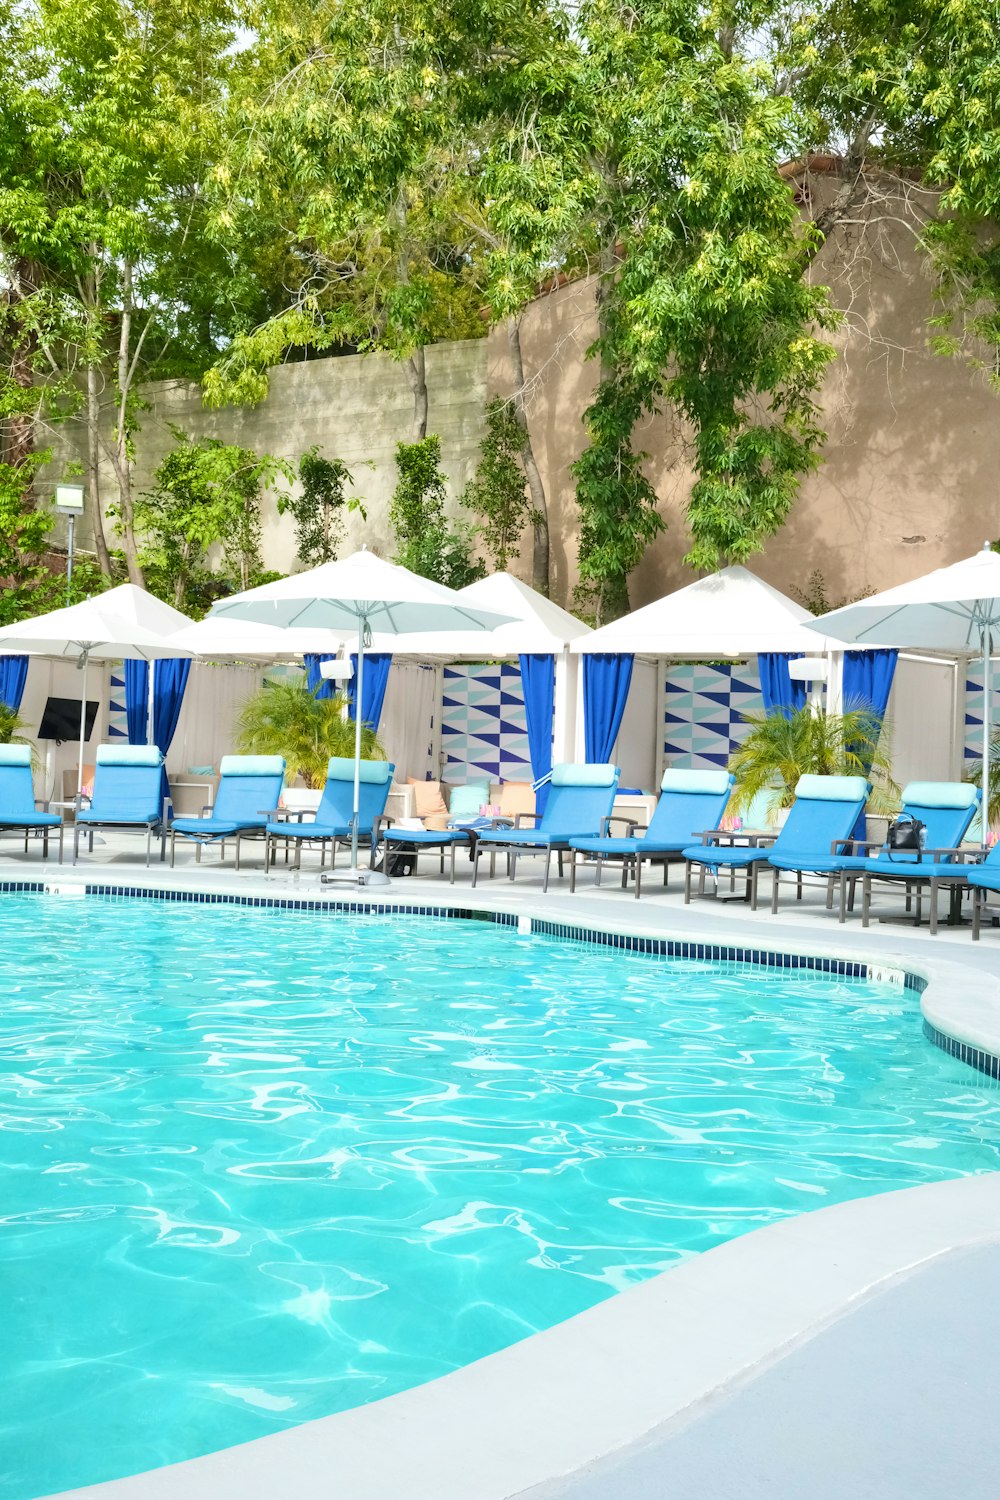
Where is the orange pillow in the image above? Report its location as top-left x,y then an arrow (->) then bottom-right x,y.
407,777 -> 448,818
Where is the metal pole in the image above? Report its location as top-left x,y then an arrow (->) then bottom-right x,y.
146,660 -> 155,748
76,652 -> 89,803
350,617 -> 365,872
66,514 -> 75,605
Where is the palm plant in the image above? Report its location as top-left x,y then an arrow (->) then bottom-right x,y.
728,704 -> 899,817
236,681 -> 386,788
0,703 -> 37,762
965,729 -> 1000,827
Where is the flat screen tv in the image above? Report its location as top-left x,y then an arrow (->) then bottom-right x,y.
38,695 -> 99,743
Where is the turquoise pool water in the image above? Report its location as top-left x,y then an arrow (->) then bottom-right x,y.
2,895 -> 999,1498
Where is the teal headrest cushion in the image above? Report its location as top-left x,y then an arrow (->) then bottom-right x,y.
0,744 -> 32,766
220,755 -> 285,777
550,763 -> 619,789
326,756 -> 394,785
96,745 -> 163,768
660,769 -> 734,795
901,781 -> 980,810
794,774 -> 870,802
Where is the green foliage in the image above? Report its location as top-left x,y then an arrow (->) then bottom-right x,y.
965,732 -> 1000,828
0,704 -> 35,762
278,448 -> 367,568
729,704 -> 899,817
790,570 -> 875,616
132,429 -> 292,613
460,400 -> 534,573
236,680 -> 385,790
390,436 -> 484,588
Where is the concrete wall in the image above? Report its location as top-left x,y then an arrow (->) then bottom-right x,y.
40,340 -> 488,571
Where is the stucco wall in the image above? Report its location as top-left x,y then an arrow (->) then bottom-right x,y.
487,181 -> 1000,609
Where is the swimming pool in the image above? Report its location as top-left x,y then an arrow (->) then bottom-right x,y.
1,894 -> 998,1499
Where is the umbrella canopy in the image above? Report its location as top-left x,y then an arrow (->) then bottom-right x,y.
0,583 -> 194,802
209,549 -> 512,635
806,546 -> 1000,842
359,572 -> 591,659
170,616 -> 341,662
571,565 -> 832,657
0,583 -> 194,661
209,550 -> 513,880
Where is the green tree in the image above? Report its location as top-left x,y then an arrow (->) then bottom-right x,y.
390,436 -> 483,588
460,400 -> 536,574
729,704 -> 899,816
278,447 -> 367,568
0,0 -> 279,580
133,429 -> 291,613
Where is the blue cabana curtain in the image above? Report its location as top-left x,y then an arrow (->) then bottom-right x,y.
583,653 -> 634,763
842,648 -> 898,840
349,652 -> 392,731
124,658 -> 191,820
757,653 -> 807,719
304,653 -> 337,699
0,655 -> 29,712
519,653 -> 555,814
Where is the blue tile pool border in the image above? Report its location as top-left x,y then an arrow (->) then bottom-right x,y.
10,880 -> 995,1079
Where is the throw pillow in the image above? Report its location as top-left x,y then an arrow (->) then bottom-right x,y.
407,777 -> 448,818
446,782 -> 490,819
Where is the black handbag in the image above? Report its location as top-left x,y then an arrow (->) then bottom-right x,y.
885,815 -> 925,861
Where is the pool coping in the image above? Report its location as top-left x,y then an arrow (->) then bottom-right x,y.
16,872 -> 1000,1500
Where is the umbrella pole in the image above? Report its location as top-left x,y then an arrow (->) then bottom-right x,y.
351,619 -> 364,872
77,652 -> 89,804
983,623 -> 992,849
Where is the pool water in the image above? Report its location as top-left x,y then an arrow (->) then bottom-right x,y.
1,896 -> 999,1498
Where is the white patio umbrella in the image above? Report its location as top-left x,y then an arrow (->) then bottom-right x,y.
209,550 -> 513,883
805,544 -> 1000,844
169,616 -> 343,662
0,584 -> 194,799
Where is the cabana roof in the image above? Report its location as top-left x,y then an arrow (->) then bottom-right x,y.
573,566 -> 833,658
364,572 -> 592,660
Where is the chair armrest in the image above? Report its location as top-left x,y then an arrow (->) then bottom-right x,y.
76,793 -> 92,811
200,803 -> 214,817
514,812 -> 543,828
34,798 -> 51,812
259,807 -> 295,819
606,814 -> 638,833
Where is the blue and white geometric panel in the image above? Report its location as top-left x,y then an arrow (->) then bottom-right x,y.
441,663 -> 532,783
663,662 -> 764,770
108,663 -> 128,740
963,662 -> 1000,766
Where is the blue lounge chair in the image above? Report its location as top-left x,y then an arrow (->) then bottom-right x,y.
568,769 -> 735,899
170,755 -> 286,869
770,781 -> 982,924
967,848 -> 1000,939
264,756 -> 395,871
0,744 -> 63,862
683,774 -> 870,910
858,783 -> 983,934
472,763 -> 621,893
75,745 -> 168,866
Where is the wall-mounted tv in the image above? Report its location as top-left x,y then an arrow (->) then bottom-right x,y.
37,696 -> 99,743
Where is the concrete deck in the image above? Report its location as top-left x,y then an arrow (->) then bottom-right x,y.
4,830 -> 999,1500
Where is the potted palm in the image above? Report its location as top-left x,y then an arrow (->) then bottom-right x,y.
236,682 -> 386,809
728,704 -> 899,829
965,730 -> 1000,834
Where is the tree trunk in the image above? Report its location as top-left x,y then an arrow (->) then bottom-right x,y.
508,315 -> 550,596
84,362 -> 113,576
113,262 -> 144,586
405,347 -> 429,441
173,538 -> 193,609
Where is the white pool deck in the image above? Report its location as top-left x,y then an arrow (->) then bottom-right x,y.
7,831 -> 1000,1500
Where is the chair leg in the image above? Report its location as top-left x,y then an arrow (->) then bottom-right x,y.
449,843 -> 456,884
72,824 -> 79,865
170,830 -> 177,869
750,862 -> 760,911
684,861 -> 692,904
595,858 -> 603,888
509,851 -> 518,882
862,876 -> 871,927
771,868 -> 781,914
838,872 -> 848,923
634,856 -> 642,900
929,880 -> 939,936
973,886 -> 982,941
471,845 -> 480,889
145,827 -> 151,868
57,825 -> 64,865
569,850 -> 578,893
543,848 -> 551,894
235,837 -> 241,873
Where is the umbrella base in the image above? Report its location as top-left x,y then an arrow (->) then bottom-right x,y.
320,868 -> 392,889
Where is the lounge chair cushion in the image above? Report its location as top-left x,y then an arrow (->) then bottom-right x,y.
265,820 -> 353,840
476,827 -> 577,848
660,768 -> 732,795
0,744 -> 32,766
794,774 -> 871,802
170,817 -> 254,839
0,811 -> 61,827
327,756 -> 394,785
681,844 -> 774,870
550,763 -> 617,788
899,781 -> 980,810
571,835 -> 682,856
769,851 -> 868,875
383,829 -> 470,846
95,745 -> 163,767
219,754 -> 285,777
